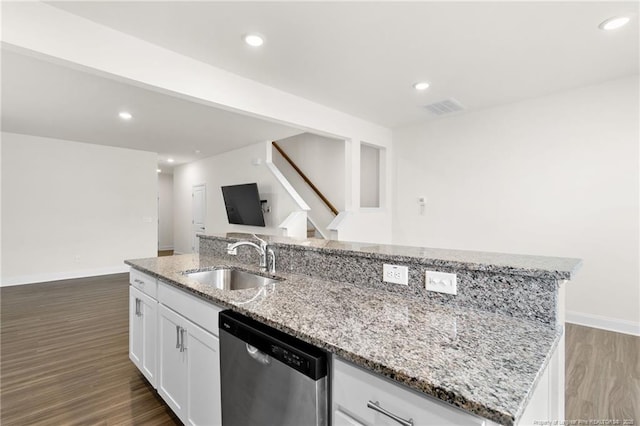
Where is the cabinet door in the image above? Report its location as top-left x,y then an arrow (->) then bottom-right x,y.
333,358 -> 486,426
185,321 -> 221,426
139,291 -> 157,387
334,409 -> 367,426
129,286 -> 158,387
158,304 -> 188,423
129,286 -> 144,370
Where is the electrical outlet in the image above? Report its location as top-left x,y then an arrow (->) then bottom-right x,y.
383,264 -> 408,285
425,271 -> 457,295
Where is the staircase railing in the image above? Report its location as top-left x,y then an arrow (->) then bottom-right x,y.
272,141 -> 338,216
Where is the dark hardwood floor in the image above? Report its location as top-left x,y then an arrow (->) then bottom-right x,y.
1,274 -> 638,424
0,274 -> 180,426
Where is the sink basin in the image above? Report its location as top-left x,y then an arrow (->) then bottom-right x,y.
184,268 -> 280,290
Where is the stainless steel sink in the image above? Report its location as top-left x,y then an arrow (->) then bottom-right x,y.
184,268 -> 280,290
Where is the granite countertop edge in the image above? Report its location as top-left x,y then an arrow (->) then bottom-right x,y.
125,257 -> 560,426
201,234 -> 582,280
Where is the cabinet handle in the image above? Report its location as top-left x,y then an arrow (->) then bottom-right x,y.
176,325 -> 181,348
367,401 -> 413,426
135,298 -> 141,316
180,328 -> 186,352
134,278 -> 145,285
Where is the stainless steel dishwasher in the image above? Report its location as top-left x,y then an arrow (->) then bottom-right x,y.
219,310 -> 328,426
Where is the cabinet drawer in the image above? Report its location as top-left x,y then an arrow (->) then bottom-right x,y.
158,281 -> 223,336
333,357 -> 486,426
130,269 -> 158,299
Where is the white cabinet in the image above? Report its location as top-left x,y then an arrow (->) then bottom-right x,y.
334,408 -> 367,426
129,275 -> 158,388
185,317 -> 221,426
333,357 -> 488,426
157,283 -> 223,426
158,304 -> 188,419
130,268 -> 158,298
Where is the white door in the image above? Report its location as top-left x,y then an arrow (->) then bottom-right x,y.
186,322 -> 221,426
334,409 -> 367,426
139,292 -> 158,388
158,305 -> 188,423
130,287 -> 158,388
192,184 -> 206,253
129,286 -> 144,370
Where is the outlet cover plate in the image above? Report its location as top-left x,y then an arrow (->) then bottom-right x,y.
383,264 -> 409,285
425,271 -> 457,295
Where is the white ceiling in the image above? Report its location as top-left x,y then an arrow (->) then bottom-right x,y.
2,2 -> 637,170
48,1 -> 639,128
1,50 -> 304,171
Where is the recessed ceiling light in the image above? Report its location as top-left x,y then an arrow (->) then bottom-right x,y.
194,150 -> 201,154
157,168 -> 162,173
413,82 -> 430,91
244,33 -> 264,47
599,16 -> 631,31
167,158 -> 175,163
119,111 -> 133,120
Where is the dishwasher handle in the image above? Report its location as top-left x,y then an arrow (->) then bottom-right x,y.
246,343 -> 271,365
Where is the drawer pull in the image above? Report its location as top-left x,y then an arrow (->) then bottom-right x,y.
134,279 -> 145,285
367,401 -> 413,426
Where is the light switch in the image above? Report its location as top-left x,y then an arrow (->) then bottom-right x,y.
425,271 -> 457,295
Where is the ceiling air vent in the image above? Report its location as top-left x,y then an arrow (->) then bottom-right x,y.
423,98 -> 466,116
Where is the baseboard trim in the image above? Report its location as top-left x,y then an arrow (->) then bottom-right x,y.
1,265 -> 131,287
158,246 -> 174,251
566,310 -> 640,336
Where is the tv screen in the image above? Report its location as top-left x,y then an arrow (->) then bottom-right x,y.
221,183 -> 265,227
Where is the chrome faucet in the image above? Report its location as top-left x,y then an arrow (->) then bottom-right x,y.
226,235 -> 276,274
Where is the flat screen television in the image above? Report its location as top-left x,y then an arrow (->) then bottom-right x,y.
221,183 -> 265,227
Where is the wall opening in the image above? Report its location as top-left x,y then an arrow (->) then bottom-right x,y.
360,143 -> 383,208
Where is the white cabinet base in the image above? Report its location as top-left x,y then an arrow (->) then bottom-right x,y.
333,357 -> 487,426
157,303 -> 221,426
129,286 -> 157,388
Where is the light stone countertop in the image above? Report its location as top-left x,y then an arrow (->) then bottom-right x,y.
203,233 -> 583,280
125,254 -> 561,426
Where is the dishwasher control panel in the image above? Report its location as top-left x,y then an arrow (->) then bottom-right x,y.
219,310 -> 327,380
271,344 -> 308,370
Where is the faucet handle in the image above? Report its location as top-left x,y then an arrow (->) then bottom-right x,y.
267,247 -> 276,274
252,234 -> 268,248
226,243 -> 238,255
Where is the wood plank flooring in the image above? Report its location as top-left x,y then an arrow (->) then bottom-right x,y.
1,274 -> 638,424
565,323 -> 639,422
0,274 -> 180,425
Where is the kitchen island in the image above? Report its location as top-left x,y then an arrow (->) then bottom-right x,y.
126,234 -> 581,425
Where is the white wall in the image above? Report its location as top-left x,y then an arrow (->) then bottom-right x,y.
393,76 -> 640,334
173,142 -> 300,254
158,172 -> 174,250
2,2 -> 394,246
276,133 -> 345,210
273,133 -> 344,237
1,132 -> 158,285
360,143 -> 381,208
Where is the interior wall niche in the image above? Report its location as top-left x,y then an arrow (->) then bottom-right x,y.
360,143 -> 382,208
